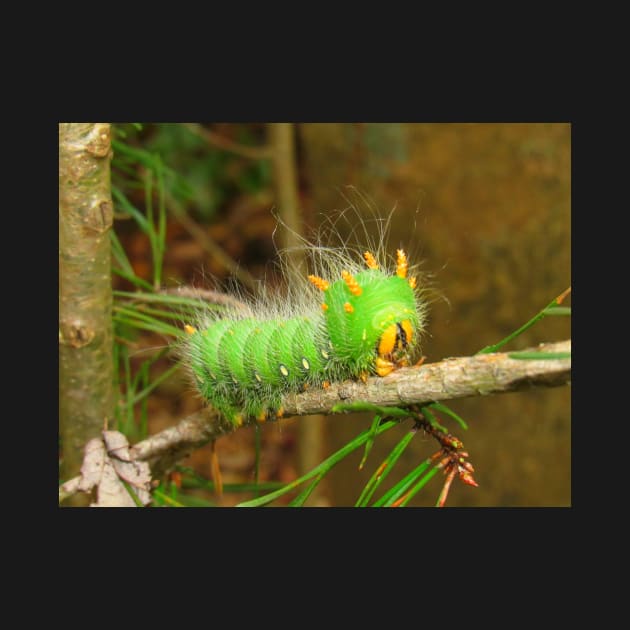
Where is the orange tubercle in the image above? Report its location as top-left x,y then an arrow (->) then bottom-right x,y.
307,275 -> 329,291
363,251 -> 378,269
341,270 -> 362,296
344,302 -> 354,313
408,276 -> 417,289
184,324 -> 197,335
321,303 -> 329,311
396,249 -> 408,279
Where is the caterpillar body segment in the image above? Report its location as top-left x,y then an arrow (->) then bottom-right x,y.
184,246 -> 426,426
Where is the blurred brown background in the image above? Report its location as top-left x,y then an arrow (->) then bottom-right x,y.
117,122 -> 571,507
299,122 -> 570,506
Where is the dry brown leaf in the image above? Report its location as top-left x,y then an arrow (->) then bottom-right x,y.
75,431 -> 152,507
78,438 -> 106,493
103,431 -> 152,505
92,458 -> 138,507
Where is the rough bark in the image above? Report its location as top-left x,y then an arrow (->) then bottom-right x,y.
59,123 -> 115,495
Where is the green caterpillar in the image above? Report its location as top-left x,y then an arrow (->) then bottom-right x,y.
182,240 -> 426,426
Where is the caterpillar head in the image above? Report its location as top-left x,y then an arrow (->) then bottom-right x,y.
308,249 -> 424,377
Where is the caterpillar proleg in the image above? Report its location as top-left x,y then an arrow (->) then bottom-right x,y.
181,210 -> 428,426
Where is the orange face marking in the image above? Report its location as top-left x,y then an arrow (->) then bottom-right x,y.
363,251 -> 378,270
307,275 -> 329,291
341,271 -> 362,296
378,324 -> 398,357
396,249 -> 408,279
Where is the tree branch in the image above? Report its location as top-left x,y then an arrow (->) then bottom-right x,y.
59,339 -> 570,504
282,339 -> 571,416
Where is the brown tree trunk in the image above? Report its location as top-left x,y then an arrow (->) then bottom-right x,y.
59,123 -> 115,504
268,123 -> 328,503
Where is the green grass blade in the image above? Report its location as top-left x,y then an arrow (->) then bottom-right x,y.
236,420 -> 398,507
112,268 -> 155,292
420,406 -> 448,434
155,155 -> 167,287
110,231 -> 135,276
544,306 -> 571,316
398,467 -> 440,507
120,480 -> 146,507
332,402 -> 414,419
112,186 -> 150,233
477,288 -> 571,355
371,458 -> 433,507
152,488 -> 184,507
129,361 -> 181,406
175,494 -> 217,507
113,305 -> 184,337
288,470 -> 327,506
113,290 -> 218,310
143,168 -> 159,288
182,480 -> 285,493
426,402 -> 468,430
122,303 -> 198,323
121,344 -> 134,435
355,428 -> 417,507
359,414 -> 382,470
113,315 -> 183,338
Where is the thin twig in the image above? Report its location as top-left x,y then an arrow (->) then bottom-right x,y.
165,191 -> 260,292
183,123 -> 273,160
59,339 -> 570,504
159,287 -> 249,310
